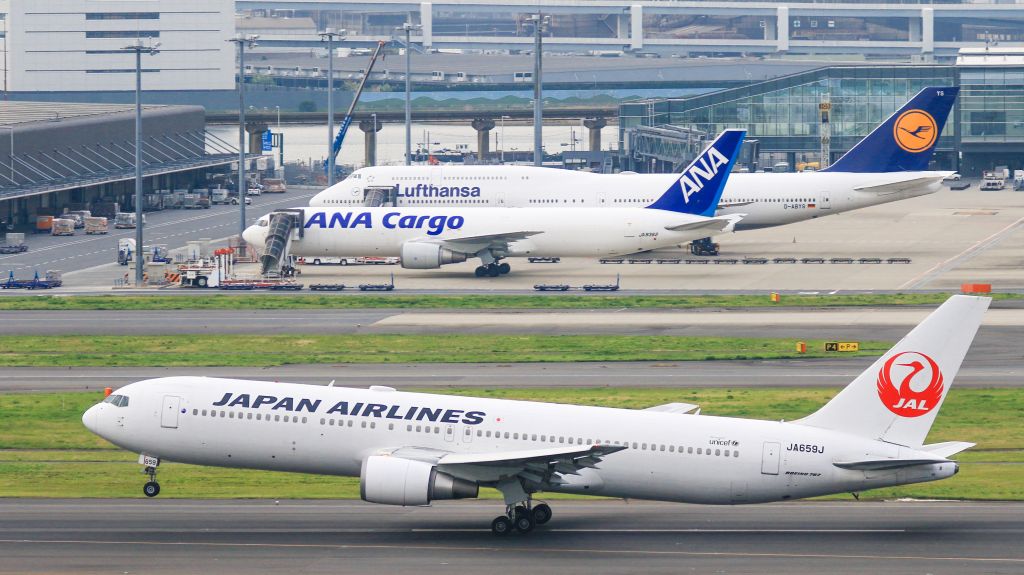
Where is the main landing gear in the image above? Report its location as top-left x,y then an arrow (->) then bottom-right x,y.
474,261 -> 511,278
490,500 -> 553,535
142,465 -> 160,497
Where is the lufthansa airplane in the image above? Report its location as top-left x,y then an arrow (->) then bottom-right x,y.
84,295 -> 987,535
309,87 -> 959,231
244,130 -> 745,276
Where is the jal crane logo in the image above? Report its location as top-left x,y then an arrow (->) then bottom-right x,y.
876,351 -> 944,417
893,109 -> 938,153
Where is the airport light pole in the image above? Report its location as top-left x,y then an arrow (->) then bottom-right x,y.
228,34 -> 259,240
397,23 -> 421,166
500,115 -> 510,164
122,39 -> 159,288
528,14 -> 549,167
320,28 -> 345,186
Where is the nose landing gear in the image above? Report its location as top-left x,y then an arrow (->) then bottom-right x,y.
142,465 -> 160,497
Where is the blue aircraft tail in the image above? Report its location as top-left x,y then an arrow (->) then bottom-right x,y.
823,87 -> 958,173
645,129 -> 745,216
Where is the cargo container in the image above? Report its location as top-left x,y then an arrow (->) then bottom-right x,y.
85,217 -> 108,234
210,188 -> 229,205
63,211 -> 90,228
51,218 -> 75,236
35,215 -> 54,233
263,178 -> 287,193
114,212 -> 145,229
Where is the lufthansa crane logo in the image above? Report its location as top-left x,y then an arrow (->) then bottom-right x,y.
893,110 -> 938,153
876,351 -> 944,417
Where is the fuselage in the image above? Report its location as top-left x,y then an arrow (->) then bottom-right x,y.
244,206 -> 736,259
83,377 -> 956,505
309,166 -> 947,230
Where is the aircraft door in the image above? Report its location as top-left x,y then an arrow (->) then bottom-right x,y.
597,191 -> 607,205
761,441 -> 780,475
819,192 -> 832,209
160,395 -> 181,429
461,425 -> 474,444
444,424 -> 455,443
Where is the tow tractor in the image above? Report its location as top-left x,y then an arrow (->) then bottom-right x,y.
178,249 -> 235,288
689,237 -> 720,256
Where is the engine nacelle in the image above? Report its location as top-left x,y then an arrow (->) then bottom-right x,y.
360,455 -> 479,506
400,241 -> 468,269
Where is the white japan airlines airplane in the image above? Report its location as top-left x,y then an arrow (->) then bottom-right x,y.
84,295 -> 987,535
309,87 -> 958,231
244,130 -> 746,276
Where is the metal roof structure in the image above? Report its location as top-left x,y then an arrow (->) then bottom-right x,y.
0,103 -> 248,202
0,102 -> 166,128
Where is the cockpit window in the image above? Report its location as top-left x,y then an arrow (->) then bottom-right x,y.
257,217 -> 269,227
102,394 -> 129,407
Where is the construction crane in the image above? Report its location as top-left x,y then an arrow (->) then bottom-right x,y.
327,40 -> 387,175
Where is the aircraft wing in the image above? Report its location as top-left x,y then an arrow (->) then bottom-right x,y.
382,444 -> 626,488
664,214 -> 744,233
438,231 -> 543,254
852,175 -> 946,195
643,402 -> 700,415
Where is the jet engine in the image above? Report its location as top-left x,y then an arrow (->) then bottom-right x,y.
360,455 -> 478,506
400,241 -> 468,269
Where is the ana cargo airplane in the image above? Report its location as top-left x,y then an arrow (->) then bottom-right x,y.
244,130 -> 745,276
309,87 -> 959,231
84,295 -> 987,535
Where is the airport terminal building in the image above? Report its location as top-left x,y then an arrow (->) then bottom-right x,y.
619,48 -> 1024,176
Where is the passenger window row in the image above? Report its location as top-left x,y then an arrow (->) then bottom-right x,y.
188,409 -> 739,458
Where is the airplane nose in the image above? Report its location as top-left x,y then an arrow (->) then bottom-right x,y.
242,224 -> 262,246
82,405 -> 99,434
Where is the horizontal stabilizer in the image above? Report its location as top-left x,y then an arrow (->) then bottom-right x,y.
664,214 -> 743,233
834,458 -> 951,471
920,441 -> 976,458
853,175 -> 948,194
643,402 -> 701,415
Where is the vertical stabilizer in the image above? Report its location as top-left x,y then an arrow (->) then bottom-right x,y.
645,129 -> 745,216
796,295 -> 989,447
823,87 -> 958,173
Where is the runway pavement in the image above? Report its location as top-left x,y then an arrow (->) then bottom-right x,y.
1,499 -> 1021,574
2,355 -> 1019,392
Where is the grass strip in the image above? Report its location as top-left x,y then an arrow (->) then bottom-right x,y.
0,334 -> 889,367
0,388 -> 1021,500
0,293 -> 1019,311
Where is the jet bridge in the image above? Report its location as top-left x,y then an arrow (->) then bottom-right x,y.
259,208 -> 304,275
363,185 -> 398,207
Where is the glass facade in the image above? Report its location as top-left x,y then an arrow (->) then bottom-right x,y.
621,63 -> 1024,174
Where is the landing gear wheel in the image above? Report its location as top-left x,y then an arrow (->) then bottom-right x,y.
487,264 -> 500,277
491,516 -> 513,536
497,262 -> 511,275
143,481 -> 160,497
513,513 -> 535,533
196,276 -> 208,288
532,503 -> 552,525
513,505 -> 529,520
475,266 -> 488,278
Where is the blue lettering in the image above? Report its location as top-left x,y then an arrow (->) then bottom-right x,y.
305,212 -> 326,228
328,212 -> 352,228
272,397 -> 294,411
326,401 -> 349,415
462,411 -> 485,425
296,398 -> 321,413
352,212 -> 373,228
382,212 -> 400,228
448,215 -> 464,230
441,409 -> 463,423
228,394 -> 250,408
212,392 -> 232,406
252,395 -> 277,409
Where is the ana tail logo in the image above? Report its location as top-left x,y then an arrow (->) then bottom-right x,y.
876,351 -> 944,417
893,109 -> 938,153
